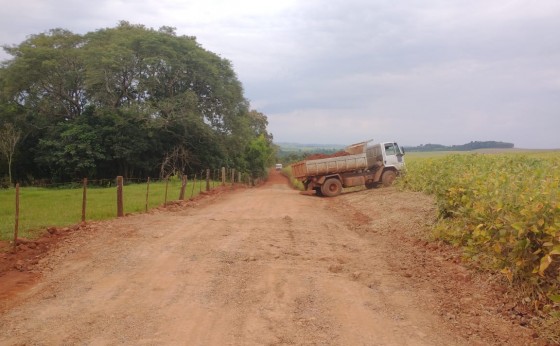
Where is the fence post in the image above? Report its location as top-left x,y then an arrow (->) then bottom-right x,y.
191,174 -> 197,198
179,175 -> 187,200
231,169 -> 235,186
82,178 -> 87,223
13,183 -> 20,251
206,169 -> 210,191
145,177 -> 150,212
117,176 -> 124,217
238,172 -> 241,185
221,167 -> 226,185
164,177 -> 169,207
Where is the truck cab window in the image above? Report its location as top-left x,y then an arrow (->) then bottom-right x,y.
385,143 -> 396,156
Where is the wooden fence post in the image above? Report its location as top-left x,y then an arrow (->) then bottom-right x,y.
206,169 -> 210,191
179,175 -> 187,200
191,174 -> 197,198
164,177 -> 169,207
221,167 -> 226,185
13,183 -> 19,251
82,178 -> 87,223
145,177 -> 150,212
117,176 -> 124,217
231,169 -> 235,186
238,172 -> 241,185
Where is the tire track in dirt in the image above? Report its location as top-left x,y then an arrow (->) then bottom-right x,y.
0,172 -> 543,345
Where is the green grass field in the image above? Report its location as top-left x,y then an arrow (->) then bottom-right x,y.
0,179 -> 217,241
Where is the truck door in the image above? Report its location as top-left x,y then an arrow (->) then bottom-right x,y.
383,142 -> 405,170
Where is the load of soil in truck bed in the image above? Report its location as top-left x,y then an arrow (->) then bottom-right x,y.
304,151 -> 350,160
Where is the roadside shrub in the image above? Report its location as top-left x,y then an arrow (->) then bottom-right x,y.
281,166 -> 304,190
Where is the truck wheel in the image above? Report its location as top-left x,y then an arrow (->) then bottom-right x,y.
381,170 -> 397,187
321,178 -> 342,197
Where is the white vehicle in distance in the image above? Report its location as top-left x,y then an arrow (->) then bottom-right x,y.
275,163 -> 283,171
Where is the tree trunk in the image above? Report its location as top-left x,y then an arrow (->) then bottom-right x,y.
7,154 -> 13,186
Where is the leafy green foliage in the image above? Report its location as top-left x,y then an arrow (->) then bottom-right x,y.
398,153 -> 560,309
36,121 -> 105,179
245,134 -> 274,180
0,22 -> 273,183
281,165 -> 304,190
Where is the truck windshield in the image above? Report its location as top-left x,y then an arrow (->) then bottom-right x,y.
384,143 -> 397,155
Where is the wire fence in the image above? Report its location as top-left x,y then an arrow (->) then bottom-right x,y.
1,167 -> 253,247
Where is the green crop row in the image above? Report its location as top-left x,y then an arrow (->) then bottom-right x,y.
398,153 -> 560,311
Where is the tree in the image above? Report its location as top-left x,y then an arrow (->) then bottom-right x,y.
2,29 -> 87,121
245,134 -> 274,182
35,121 -> 105,180
0,22 -> 272,182
0,123 -> 21,185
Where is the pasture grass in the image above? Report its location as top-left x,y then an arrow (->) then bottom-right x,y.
0,179 -> 215,241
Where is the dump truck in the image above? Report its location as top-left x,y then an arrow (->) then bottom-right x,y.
291,140 -> 405,197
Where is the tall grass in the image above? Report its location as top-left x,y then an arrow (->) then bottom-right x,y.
0,179 -> 214,241
281,166 -> 303,190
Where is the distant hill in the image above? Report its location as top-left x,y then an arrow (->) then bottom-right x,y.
275,142 -> 345,162
403,141 -> 514,152
276,142 -> 345,152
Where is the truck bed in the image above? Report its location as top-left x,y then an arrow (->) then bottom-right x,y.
291,153 -> 368,179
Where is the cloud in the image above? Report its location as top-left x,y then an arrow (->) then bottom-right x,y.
1,0 -> 559,148
242,1 -> 560,148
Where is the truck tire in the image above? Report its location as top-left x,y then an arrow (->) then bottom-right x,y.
321,178 -> 342,197
381,170 -> 396,187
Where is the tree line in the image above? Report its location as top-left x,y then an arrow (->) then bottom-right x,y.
404,141 -> 514,152
0,22 -> 274,186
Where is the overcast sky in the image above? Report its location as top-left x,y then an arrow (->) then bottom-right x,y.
1,0 -> 559,148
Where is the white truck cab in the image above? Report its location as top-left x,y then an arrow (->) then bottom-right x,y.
380,142 -> 406,171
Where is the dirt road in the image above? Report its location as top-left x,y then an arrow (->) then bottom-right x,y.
0,171 -> 540,345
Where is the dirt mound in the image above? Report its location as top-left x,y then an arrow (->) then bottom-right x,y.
0,226 -> 80,312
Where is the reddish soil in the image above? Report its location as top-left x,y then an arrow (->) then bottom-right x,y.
0,171 -> 550,345
304,151 -> 350,160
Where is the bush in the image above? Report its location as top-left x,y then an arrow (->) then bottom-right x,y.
0,176 -> 10,189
